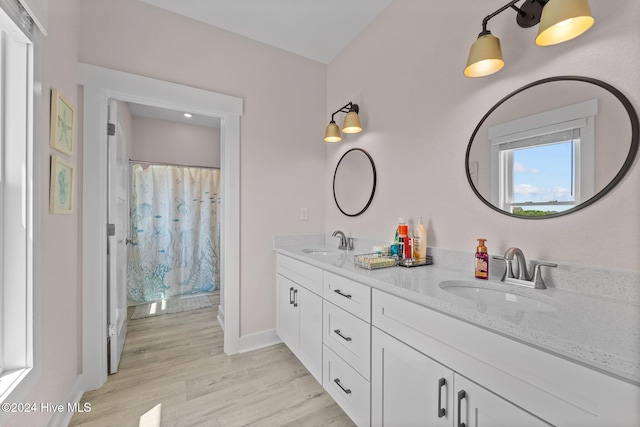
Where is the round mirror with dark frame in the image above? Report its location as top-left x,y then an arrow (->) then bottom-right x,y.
333,148 -> 377,217
466,76 -> 639,219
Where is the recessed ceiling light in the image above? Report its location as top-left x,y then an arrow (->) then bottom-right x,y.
183,113 -> 193,118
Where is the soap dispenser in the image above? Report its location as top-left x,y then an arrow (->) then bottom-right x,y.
475,238 -> 489,279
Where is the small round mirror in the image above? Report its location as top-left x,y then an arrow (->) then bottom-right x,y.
333,148 -> 376,217
466,76 -> 639,219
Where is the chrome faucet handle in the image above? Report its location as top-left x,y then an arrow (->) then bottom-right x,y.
347,237 -> 355,251
492,256 -> 514,282
531,262 -> 557,289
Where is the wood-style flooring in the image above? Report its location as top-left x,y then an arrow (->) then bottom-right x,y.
69,293 -> 354,427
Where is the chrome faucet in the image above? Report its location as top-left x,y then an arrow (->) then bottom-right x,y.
504,247 -> 529,281
332,230 -> 348,250
494,247 -> 557,289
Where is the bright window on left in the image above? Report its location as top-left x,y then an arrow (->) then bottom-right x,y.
0,1 -> 36,404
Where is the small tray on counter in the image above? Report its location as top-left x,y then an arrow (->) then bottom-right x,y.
398,255 -> 433,268
354,253 -> 398,270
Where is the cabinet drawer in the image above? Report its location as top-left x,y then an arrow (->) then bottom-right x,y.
323,300 -> 371,380
276,254 -> 323,296
323,345 -> 371,427
323,271 -> 371,322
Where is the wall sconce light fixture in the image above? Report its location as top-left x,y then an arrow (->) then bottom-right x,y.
324,102 -> 362,142
464,0 -> 594,78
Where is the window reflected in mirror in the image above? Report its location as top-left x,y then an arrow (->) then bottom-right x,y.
466,76 -> 638,219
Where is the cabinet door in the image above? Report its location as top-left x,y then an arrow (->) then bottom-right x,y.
372,328 -> 454,427
454,375 -> 549,427
276,274 -> 299,351
298,285 -> 323,383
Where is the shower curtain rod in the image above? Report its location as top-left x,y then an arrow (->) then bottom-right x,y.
128,159 -> 220,170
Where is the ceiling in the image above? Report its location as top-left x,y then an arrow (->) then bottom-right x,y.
139,0 -> 393,64
127,102 -> 221,128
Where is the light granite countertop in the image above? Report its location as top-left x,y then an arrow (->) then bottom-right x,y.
274,235 -> 640,386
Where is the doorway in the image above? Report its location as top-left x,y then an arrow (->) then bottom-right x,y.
79,63 -> 242,392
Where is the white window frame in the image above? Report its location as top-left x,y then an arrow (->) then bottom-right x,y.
489,99 -> 597,213
0,0 -> 42,411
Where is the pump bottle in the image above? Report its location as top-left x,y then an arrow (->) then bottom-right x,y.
475,238 -> 489,279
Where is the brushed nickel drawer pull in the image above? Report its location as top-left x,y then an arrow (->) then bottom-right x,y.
334,378 -> 351,395
334,289 -> 352,299
334,329 -> 352,342
438,377 -> 446,418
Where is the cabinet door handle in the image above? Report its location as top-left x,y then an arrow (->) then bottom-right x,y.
437,377 -> 446,418
333,378 -> 351,395
289,287 -> 294,305
334,329 -> 352,342
293,289 -> 298,307
334,289 -> 352,299
457,389 -> 466,427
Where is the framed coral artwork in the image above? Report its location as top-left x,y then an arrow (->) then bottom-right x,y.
50,88 -> 75,155
50,155 -> 74,214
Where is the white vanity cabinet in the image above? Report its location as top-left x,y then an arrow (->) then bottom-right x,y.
372,327 -> 454,427
276,254 -> 323,383
372,327 -> 548,427
274,249 -> 640,427
454,375 -> 549,427
371,289 -> 640,427
322,271 -> 372,427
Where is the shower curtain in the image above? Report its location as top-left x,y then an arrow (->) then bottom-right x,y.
127,164 -> 221,302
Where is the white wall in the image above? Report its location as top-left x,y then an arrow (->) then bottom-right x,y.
326,0 -> 640,273
78,0 -> 327,336
131,116 -> 220,168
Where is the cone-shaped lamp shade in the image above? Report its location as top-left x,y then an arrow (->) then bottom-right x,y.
536,0 -> 594,46
324,121 -> 342,142
342,111 -> 362,134
464,33 -> 504,78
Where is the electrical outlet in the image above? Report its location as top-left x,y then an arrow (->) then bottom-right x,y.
300,208 -> 309,221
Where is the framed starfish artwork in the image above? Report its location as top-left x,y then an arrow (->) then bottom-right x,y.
50,155 -> 74,214
50,88 -> 75,155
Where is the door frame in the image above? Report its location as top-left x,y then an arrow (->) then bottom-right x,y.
78,63 -> 242,391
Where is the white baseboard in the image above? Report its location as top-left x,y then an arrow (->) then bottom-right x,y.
238,329 -> 282,353
47,375 -> 84,427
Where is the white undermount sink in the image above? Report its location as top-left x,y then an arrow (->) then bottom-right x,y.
439,280 -> 557,312
301,247 -> 340,255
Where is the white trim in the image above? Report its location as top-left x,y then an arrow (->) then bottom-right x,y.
78,64 -> 242,116
238,329 -> 282,354
78,63 -> 242,391
489,99 -> 597,140
17,0 -> 47,35
220,114 -> 240,355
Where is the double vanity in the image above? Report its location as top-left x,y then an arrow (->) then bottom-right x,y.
274,235 -> 640,427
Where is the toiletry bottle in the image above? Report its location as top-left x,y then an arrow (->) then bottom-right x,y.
404,237 -> 413,261
397,218 -> 408,260
413,217 -> 427,260
475,238 -> 489,279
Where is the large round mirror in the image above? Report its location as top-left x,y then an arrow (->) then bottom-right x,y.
466,76 -> 639,219
333,148 -> 377,216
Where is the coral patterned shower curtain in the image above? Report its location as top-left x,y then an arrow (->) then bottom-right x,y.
127,164 -> 221,302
